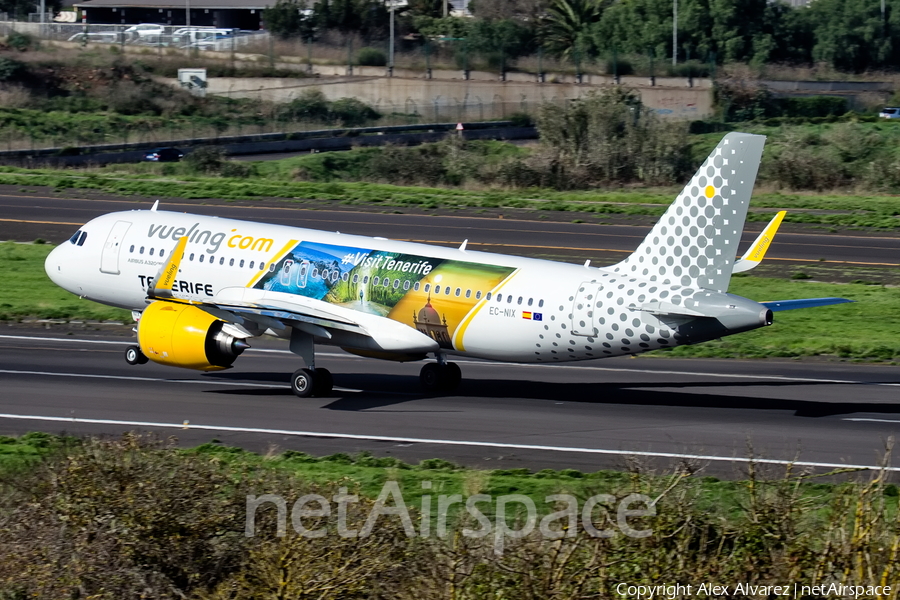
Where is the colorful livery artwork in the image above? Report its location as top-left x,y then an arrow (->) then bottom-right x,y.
255,241 -> 516,350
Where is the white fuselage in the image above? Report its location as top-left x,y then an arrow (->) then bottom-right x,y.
46,209 -> 756,364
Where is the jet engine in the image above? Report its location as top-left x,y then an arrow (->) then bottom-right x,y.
137,301 -> 249,371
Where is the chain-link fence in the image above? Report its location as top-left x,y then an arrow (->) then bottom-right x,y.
0,21 -> 265,51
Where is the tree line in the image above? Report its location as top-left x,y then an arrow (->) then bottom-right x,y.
263,0 -> 900,73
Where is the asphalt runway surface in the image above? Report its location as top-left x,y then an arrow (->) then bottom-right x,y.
1,189 -> 899,267
2,188 -> 899,475
2,331 -> 900,476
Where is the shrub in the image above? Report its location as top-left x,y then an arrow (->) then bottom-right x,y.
184,146 -> 225,174
356,47 -> 387,67
329,97 -> 381,126
281,88 -> 331,121
607,56 -> 634,76
0,57 -> 23,81
6,31 -> 34,51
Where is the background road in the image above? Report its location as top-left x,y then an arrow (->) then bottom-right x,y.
2,331 -> 899,476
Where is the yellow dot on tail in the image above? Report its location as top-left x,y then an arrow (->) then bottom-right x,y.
704,185 -> 715,198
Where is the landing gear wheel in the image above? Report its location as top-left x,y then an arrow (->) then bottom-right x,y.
125,345 -> 148,365
314,368 -> 333,397
420,363 -> 444,392
444,362 -> 461,391
291,368 -> 316,398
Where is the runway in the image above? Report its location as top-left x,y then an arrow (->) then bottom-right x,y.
2,331 -> 899,476
1,188 -> 899,267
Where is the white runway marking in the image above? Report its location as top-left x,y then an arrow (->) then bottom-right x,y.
0,412 -> 895,472
2,334 -> 897,387
0,369 -> 362,393
845,418 -> 900,424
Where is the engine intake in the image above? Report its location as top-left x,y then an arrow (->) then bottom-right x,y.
137,301 -> 249,371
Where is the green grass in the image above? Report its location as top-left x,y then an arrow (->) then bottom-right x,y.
0,242 -> 130,321
6,242 -> 899,360
0,433 -> 888,512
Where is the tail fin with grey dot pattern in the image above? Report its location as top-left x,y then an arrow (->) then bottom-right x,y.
611,132 -> 766,293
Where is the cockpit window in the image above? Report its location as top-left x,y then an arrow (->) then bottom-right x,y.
77,231 -> 87,246
69,230 -> 82,244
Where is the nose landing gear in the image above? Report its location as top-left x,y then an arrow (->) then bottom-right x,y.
124,345 -> 149,365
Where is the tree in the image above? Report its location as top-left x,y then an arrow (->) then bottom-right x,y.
263,0 -> 315,39
541,0 -> 608,60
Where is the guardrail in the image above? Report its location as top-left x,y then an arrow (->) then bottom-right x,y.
0,121 -> 536,167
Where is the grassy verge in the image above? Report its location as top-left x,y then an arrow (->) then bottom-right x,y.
2,433 -> 899,597
6,242 -> 899,360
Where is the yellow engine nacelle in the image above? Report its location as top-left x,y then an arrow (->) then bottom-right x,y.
137,302 -> 249,371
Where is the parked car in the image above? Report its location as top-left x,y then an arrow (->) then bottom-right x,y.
124,23 -> 165,38
67,32 -> 122,43
879,107 -> 900,119
143,147 -> 184,162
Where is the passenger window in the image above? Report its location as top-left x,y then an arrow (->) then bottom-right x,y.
434,285 -> 441,294
363,276 -> 369,284
159,249 -> 165,258
424,284 -> 431,292
486,292 -> 492,300
260,262 -> 266,271
455,288 -> 461,296
393,279 -> 400,289
220,257 -> 225,265
199,254 -> 205,263
403,280 -> 410,291
149,248 -> 155,256
465,289 -> 471,298
476,291 -> 482,299
496,294 -> 502,302
139,247 -> 145,254
414,282 -> 420,291
353,274 -> 359,284
508,295 -> 514,304
129,245 -> 134,253
373,276 -> 380,286
229,258 -> 235,267
322,270 -> 329,280
249,261 -> 255,269
342,272 -> 349,281
528,298 -> 533,306
239,259 -> 245,267
538,299 -> 544,308
517,296 -> 523,305
189,253 -> 194,261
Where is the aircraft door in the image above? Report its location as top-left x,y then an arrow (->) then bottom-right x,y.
571,281 -> 601,337
100,220 -> 132,275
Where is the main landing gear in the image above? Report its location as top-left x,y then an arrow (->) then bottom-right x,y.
124,345 -> 149,365
419,359 -> 461,393
289,327 -> 334,398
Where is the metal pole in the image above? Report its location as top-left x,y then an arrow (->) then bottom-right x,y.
186,0 -> 190,27
389,3 -> 394,76
672,0 -> 677,67
39,0 -> 45,36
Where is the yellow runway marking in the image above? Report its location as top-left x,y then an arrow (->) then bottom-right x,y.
0,217 -> 82,225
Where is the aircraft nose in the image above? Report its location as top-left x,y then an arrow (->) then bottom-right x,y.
44,244 -> 71,290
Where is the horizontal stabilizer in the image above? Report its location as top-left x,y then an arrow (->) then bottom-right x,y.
761,297 -> 854,312
733,210 -> 786,273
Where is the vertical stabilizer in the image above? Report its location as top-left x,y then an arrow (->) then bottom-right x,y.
611,132 -> 765,292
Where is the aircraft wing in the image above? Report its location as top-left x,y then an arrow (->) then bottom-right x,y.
760,297 -> 855,312
146,236 -> 438,354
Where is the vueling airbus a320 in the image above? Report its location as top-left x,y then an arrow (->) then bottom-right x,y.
45,133 -> 852,397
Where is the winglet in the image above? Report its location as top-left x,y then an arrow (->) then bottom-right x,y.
459,239 -> 468,251
733,210 -> 786,274
151,200 -> 159,211
149,236 -> 188,299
